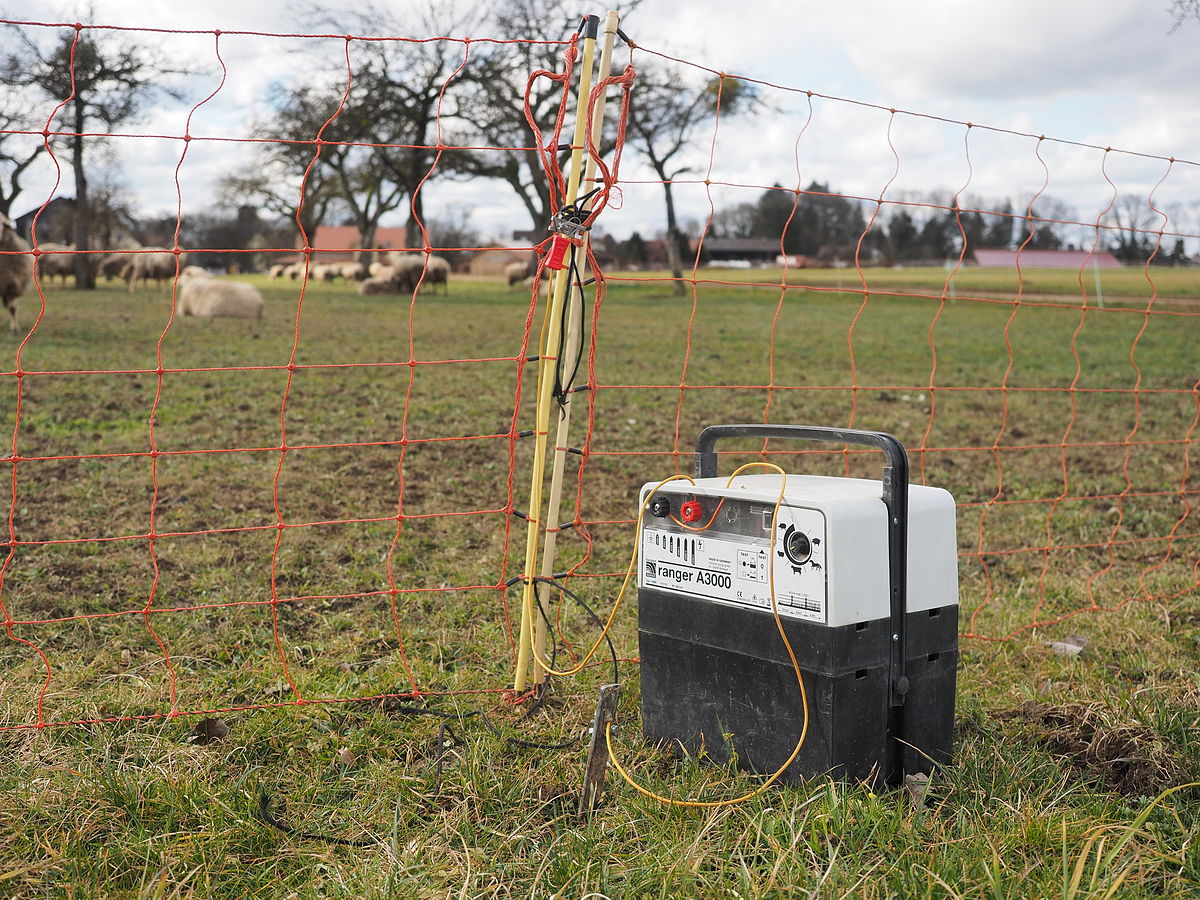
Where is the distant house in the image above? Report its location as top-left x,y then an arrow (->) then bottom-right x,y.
291,225 -> 410,264
15,196 -> 76,244
466,248 -> 533,276
973,249 -> 1123,268
690,237 -> 780,266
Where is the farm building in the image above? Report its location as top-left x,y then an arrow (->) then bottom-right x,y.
282,225 -> 410,267
465,248 -> 534,276
690,237 -> 781,266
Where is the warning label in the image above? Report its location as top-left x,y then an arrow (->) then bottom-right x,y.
639,508 -> 827,623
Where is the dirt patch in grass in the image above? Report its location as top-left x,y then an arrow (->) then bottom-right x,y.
995,700 -> 1184,796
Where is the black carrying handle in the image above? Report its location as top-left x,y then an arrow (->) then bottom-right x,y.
694,424 -> 910,709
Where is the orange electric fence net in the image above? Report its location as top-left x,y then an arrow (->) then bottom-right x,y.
0,15 -> 1197,731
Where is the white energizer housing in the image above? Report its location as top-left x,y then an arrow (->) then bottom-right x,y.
638,473 -> 958,628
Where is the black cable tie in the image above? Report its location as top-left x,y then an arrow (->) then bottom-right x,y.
565,446 -> 583,456
517,429 -> 534,438
558,521 -> 575,531
616,27 -> 631,45
556,143 -> 572,152
583,277 -> 596,287
526,354 -> 540,362
511,508 -> 529,521
568,384 -> 591,394
552,572 -> 569,580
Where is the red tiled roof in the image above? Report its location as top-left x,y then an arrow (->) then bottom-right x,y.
298,226 -> 410,251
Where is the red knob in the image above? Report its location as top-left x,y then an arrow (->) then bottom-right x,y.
680,500 -> 703,523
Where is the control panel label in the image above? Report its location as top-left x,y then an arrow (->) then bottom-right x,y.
639,502 -> 827,622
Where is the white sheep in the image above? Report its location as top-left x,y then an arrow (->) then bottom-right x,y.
122,248 -> 186,292
339,261 -> 365,281
423,255 -> 450,294
386,254 -> 448,294
176,268 -> 264,319
357,275 -> 400,296
36,243 -> 75,285
505,259 -> 529,288
312,263 -> 338,282
268,263 -> 287,280
0,214 -> 33,334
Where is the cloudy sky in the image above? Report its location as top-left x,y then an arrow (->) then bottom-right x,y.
4,0 -> 1198,246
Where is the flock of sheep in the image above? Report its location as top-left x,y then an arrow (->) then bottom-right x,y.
268,251 -> 451,297
0,215 -> 478,334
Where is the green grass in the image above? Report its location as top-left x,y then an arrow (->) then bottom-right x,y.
0,267 -> 1198,897
668,262 -> 1200,301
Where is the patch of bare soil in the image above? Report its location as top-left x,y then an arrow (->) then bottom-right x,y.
995,700 -> 1183,796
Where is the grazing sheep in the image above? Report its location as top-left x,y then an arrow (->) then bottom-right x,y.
0,214 -> 33,334
176,269 -> 264,319
505,260 -> 529,287
424,255 -> 450,294
312,263 -> 338,282
268,263 -> 287,279
339,262 -> 364,281
285,262 -> 304,280
99,252 -> 134,281
357,276 -> 399,296
384,254 -> 448,294
36,242 -> 75,285
122,248 -> 186,292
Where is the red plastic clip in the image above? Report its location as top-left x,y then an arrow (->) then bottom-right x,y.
546,234 -> 572,270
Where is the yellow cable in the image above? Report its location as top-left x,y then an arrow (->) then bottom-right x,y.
529,473 -> 696,679
602,462 -> 810,807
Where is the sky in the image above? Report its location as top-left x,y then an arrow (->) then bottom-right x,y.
3,0 -> 1198,248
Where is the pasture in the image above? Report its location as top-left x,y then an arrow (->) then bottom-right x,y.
1,266 -> 1198,897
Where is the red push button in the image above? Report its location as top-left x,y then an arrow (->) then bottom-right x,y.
680,500 -> 703,523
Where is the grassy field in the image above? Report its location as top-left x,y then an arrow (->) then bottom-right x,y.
1,266 -> 1198,897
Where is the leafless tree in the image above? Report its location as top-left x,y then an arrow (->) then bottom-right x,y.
2,24 -> 185,288
626,66 -> 760,294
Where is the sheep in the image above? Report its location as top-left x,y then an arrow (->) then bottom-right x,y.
339,261 -> 365,281
386,254 -> 448,294
175,268 -> 264,319
268,263 -> 287,280
312,263 -> 338,282
36,242 -> 75,285
357,276 -> 399,296
424,255 -> 450,294
99,252 -> 134,281
0,214 -> 33,334
505,259 -> 529,288
122,248 -> 187,292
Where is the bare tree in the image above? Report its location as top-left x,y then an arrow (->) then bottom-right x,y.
1102,194 -> 1161,263
454,0 -> 639,234
2,25 -> 184,288
1168,0 -> 1200,33
0,96 -> 45,219
231,8 -> 473,268
626,66 -> 760,294
307,2 -> 474,247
